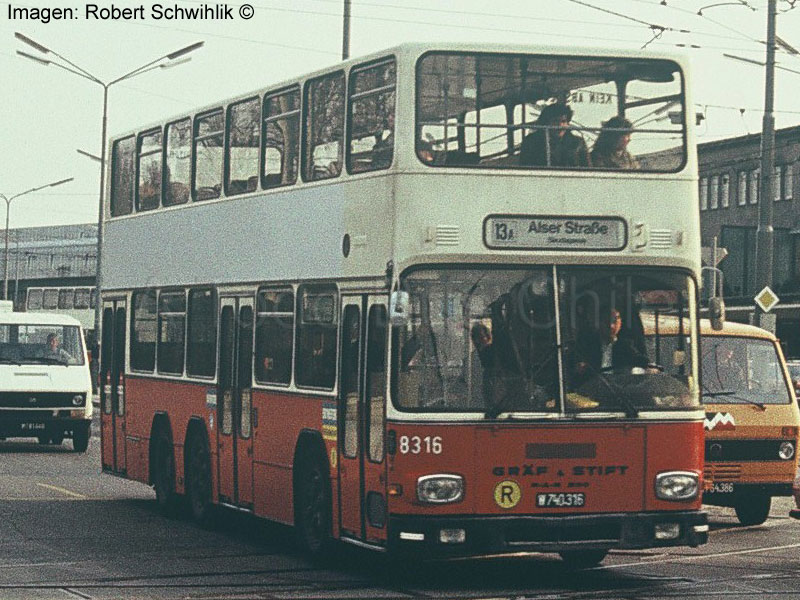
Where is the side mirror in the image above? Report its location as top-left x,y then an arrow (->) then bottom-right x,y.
709,297 -> 726,331
390,291 -> 410,326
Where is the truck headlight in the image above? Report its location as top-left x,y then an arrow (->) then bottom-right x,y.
655,471 -> 699,501
72,394 -> 85,406
779,441 -> 795,460
417,474 -> 464,504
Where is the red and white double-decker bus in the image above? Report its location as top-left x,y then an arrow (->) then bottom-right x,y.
100,43 -> 707,566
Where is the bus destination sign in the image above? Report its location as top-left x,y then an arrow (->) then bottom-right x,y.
485,215 -> 627,251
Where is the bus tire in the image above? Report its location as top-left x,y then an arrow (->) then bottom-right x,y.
51,433 -> 64,445
152,431 -> 181,518
185,429 -> 213,526
734,492 -> 771,526
294,449 -> 331,556
558,549 -> 608,569
72,423 -> 90,453
37,434 -> 49,445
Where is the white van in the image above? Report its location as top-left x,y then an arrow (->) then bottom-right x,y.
0,300 -> 93,452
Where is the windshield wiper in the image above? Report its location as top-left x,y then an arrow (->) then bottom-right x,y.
702,389 -> 765,410
0,358 -> 22,366
35,356 -> 70,366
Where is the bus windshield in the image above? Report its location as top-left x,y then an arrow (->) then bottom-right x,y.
0,324 -> 85,366
416,52 -> 685,171
392,267 -> 698,415
701,337 -> 792,405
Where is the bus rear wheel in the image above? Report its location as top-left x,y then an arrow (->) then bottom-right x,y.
186,431 -> 213,525
559,549 -> 608,569
294,452 -> 331,556
734,492 -> 771,526
153,432 -> 181,517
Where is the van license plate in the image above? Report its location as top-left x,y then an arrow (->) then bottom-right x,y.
536,492 -> 585,507
21,423 -> 45,430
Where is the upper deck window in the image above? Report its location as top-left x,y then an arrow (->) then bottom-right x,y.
416,52 -> 685,172
263,87 -> 300,189
348,59 -> 396,174
164,118 -> 191,207
193,109 -> 224,201
304,71 -> 345,182
226,97 -> 260,196
27,289 -> 43,310
110,136 -> 135,217
137,128 -> 163,211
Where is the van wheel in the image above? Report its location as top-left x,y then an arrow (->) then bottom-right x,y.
51,433 -> 64,445
37,434 -> 50,445
735,492 -> 771,526
559,549 -> 608,569
186,431 -> 213,525
72,423 -> 90,453
153,432 -> 181,517
294,451 -> 331,556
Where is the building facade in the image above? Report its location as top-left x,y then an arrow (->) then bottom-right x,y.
0,223 -> 97,310
698,125 -> 800,356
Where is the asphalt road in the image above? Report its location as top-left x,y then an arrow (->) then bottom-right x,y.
1,414 -> 799,600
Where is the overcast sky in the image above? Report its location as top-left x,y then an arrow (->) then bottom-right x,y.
1,0 -> 799,228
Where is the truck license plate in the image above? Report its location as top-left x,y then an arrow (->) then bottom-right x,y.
536,492 -> 586,507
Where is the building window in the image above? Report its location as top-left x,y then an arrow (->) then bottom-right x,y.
786,163 -> 795,200
720,173 -> 730,208
255,288 -> 294,385
775,229 -> 795,292
699,177 -> 708,211
157,291 -> 186,375
738,171 -> 747,206
709,175 -> 719,210
749,168 -> 759,205
721,226 -> 756,298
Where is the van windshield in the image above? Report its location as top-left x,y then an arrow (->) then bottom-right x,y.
0,324 -> 85,365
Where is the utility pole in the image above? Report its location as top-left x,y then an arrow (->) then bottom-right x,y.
754,0 -> 777,327
342,0 -> 351,60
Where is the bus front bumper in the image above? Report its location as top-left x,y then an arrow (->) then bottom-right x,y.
387,510 -> 708,557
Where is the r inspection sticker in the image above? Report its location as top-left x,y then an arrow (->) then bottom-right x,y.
322,401 -> 337,441
494,480 -> 521,509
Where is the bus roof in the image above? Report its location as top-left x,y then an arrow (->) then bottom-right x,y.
0,310 -> 83,327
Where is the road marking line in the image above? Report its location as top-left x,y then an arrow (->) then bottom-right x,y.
35,484 -> 86,500
599,542 -> 800,570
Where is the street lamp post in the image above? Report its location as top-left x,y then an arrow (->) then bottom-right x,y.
1,177 -> 74,302
15,33 -> 204,338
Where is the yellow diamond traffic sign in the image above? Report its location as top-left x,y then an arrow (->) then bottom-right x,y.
754,286 -> 779,313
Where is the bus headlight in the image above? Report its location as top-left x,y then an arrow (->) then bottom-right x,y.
417,474 -> 464,504
72,394 -> 85,406
655,471 -> 699,501
779,441 -> 795,460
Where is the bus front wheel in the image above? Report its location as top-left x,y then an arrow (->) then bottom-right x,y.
735,492 -> 771,526
559,549 -> 608,569
294,451 -> 331,556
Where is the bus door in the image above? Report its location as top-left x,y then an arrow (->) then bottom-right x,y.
217,296 -> 255,509
100,298 -> 127,474
338,296 -> 388,543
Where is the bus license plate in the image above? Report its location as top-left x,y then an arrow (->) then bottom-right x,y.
536,492 -> 585,508
21,423 -> 45,430
708,482 -> 734,494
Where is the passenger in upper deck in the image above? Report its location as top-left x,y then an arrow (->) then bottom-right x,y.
371,112 -> 395,169
518,103 -> 589,168
590,116 -> 640,170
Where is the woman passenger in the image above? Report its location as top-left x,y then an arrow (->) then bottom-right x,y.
591,116 -> 640,170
